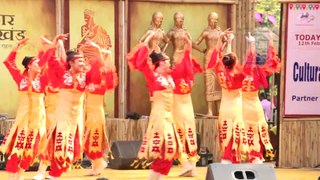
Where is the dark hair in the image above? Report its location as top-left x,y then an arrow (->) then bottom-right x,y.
66,50 -> 79,61
149,51 -> 167,69
66,50 -> 80,69
22,56 -> 35,69
222,53 -> 236,70
154,62 -> 160,69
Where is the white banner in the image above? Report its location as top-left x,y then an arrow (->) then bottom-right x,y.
285,3 -> 320,116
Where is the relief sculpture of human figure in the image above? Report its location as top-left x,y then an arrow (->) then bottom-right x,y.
139,11 -> 169,53
193,12 -> 222,117
77,9 -> 112,51
166,12 -> 192,65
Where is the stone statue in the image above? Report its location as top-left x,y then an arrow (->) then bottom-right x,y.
139,11 -> 169,53
193,12 -> 222,116
166,12 -> 192,65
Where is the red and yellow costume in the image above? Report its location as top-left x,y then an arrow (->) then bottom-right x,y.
127,44 -> 182,175
207,48 -> 248,163
39,52 -> 64,163
171,50 -> 203,164
242,43 -> 280,163
45,55 -> 86,178
38,88 -> 59,167
1,48 -> 54,172
84,60 -> 117,161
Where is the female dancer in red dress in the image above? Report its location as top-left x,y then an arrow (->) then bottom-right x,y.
80,42 -> 117,176
1,38 -> 55,180
242,32 -> 280,163
127,32 -> 182,180
45,49 -> 86,179
171,37 -> 202,176
33,35 -> 68,180
207,31 -> 248,164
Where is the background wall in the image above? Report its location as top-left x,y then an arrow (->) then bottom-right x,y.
128,1 -> 229,115
69,0 -> 115,117
0,0 -> 56,117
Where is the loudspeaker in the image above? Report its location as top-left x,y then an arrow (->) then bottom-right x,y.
108,141 -> 143,169
205,163 -> 276,180
26,162 -> 40,171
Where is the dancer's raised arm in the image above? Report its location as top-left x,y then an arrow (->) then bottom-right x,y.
3,38 -> 29,85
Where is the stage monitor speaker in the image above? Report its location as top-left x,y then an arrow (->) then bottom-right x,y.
205,163 -> 276,180
109,140 -> 142,169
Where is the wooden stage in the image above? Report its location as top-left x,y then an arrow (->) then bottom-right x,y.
1,117 -> 320,169
0,166 -> 319,180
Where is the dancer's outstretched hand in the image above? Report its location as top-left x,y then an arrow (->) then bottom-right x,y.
227,33 -> 234,43
220,28 -> 232,43
85,40 -> 100,48
246,32 -> 255,43
53,33 -> 69,45
78,40 -> 98,52
221,28 -> 232,35
12,37 -> 29,51
40,35 -> 53,45
267,31 -> 274,46
18,38 -> 29,47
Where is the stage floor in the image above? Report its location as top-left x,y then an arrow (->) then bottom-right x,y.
0,166 -> 319,179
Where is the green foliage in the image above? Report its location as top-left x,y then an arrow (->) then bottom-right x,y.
256,0 -> 281,27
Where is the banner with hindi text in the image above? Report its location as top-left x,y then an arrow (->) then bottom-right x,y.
0,0 -> 56,117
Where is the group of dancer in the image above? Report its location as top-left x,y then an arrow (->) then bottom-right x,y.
0,34 -> 117,180
207,31 -> 280,165
0,14 -> 280,180
127,23 -> 280,179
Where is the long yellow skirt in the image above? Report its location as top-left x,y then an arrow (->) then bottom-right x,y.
51,89 -> 84,169
242,91 -> 273,162
45,92 -> 58,131
219,89 -> 248,163
138,90 -> 182,160
39,92 -> 58,162
0,91 -> 46,161
172,93 -> 198,162
83,93 -> 109,160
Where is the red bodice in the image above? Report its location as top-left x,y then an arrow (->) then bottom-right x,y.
127,44 -> 175,96
171,50 -> 203,94
207,47 -> 244,90
242,44 -> 281,92
48,55 -> 86,92
86,63 -> 117,95
3,48 -> 55,93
